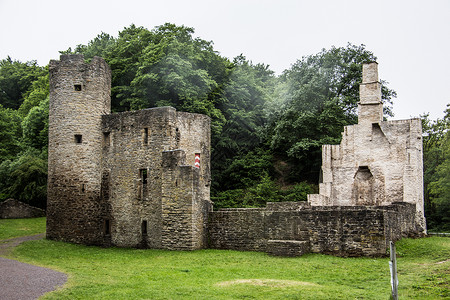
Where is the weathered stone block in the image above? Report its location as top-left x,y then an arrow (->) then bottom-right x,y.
267,240 -> 310,257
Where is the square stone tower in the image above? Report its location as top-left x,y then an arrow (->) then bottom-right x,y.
307,62 -> 426,233
47,55 -> 212,249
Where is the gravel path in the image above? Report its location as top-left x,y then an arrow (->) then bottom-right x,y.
0,234 -> 68,300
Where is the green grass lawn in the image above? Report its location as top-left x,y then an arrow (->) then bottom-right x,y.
0,217 -> 46,240
1,218 -> 448,299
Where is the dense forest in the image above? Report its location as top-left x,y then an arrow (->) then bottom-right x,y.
0,24 -> 448,230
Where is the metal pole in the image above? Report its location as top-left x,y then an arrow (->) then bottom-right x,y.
389,241 -> 398,300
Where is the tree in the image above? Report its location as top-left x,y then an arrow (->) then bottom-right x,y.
18,72 -> 49,117
422,105 -> 450,230
269,44 -> 397,182
22,97 -> 49,150
0,149 -> 47,208
0,104 -> 22,161
0,57 -> 46,109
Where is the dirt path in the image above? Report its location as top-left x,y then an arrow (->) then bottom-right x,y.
0,234 -> 68,300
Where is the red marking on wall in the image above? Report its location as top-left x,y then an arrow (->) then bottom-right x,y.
195,153 -> 200,168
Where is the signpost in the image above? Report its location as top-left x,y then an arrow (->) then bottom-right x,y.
389,241 -> 399,300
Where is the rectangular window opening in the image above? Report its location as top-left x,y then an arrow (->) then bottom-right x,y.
140,169 -> 148,185
143,128 -> 149,145
142,220 -> 148,235
104,219 -> 111,235
139,168 -> 148,200
75,134 -> 82,144
74,84 -> 82,91
103,132 -> 110,147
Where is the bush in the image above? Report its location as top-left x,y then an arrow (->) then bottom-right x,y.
212,175 -> 317,209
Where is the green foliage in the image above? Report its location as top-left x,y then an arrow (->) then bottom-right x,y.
10,237 -> 449,299
61,32 -> 116,61
21,97 -> 49,150
269,44 -> 396,182
0,105 -> 22,161
18,72 -> 49,117
0,68 -> 48,207
0,149 -> 47,208
215,149 -> 273,191
213,173 -> 282,208
0,217 -> 46,240
0,57 -> 46,109
1,27 -> 411,216
281,182 -> 317,202
422,106 -> 450,231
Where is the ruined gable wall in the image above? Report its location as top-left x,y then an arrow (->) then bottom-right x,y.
315,116 -> 425,231
321,119 -> 421,205
307,62 -> 425,232
47,55 -> 111,245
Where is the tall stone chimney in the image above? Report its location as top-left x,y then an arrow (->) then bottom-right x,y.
358,62 -> 383,124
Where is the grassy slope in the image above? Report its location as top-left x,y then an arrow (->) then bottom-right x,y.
10,236 -> 449,299
0,217 -> 46,240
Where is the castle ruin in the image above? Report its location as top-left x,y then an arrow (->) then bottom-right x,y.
47,55 -> 211,249
47,55 -> 425,256
307,62 -> 426,232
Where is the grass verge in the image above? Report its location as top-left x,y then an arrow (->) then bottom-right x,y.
0,217 -> 46,240
10,236 -> 449,299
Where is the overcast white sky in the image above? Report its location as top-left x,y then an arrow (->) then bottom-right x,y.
0,0 -> 449,120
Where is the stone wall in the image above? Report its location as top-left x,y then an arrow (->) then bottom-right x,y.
208,208 -> 267,251
46,56 -> 422,257
101,107 -> 211,249
47,55 -> 211,250
47,55 -> 111,245
307,62 -> 426,233
0,199 -> 45,219
101,107 -> 176,248
208,202 -> 418,257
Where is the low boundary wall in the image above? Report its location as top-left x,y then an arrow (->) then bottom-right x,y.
208,202 -> 418,257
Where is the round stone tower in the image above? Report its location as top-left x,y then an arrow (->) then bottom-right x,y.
46,54 -> 111,244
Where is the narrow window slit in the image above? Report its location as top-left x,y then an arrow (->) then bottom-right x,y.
141,169 -> 148,185
103,132 -> 110,147
139,169 -> 148,200
104,219 -> 111,235
142,220 -> 148,235
143,128 -> 149,145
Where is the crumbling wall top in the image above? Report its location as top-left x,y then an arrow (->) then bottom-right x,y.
49,54 -> 110,73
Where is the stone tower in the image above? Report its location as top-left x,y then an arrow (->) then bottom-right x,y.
47,54 -> 212,249
46,55 -> 111,244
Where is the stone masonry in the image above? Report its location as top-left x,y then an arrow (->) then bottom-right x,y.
47,56 -> 424,256
208,201 -> 417,257
307,62 -> 426,233
0,199 -> 45,219
47,55 -> 211,249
